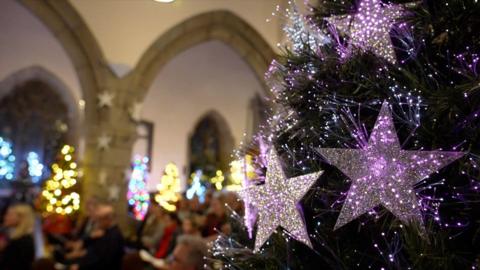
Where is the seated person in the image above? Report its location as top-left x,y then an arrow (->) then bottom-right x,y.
202,194 -> 227,240
154,212 -> 180,259
167,235 -> 208,270
180,215 -> 201,237
69,204 -> 124,270
0,204 -> 35,270
140,235 -> 207,270
140,203 -> 165,252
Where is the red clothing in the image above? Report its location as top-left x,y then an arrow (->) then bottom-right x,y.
154,223 -> 178,258
42,214 -> 73,235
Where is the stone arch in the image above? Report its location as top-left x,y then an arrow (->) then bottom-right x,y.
18,0 -> 114,121
187,110 -> 235,176
0,66 -> 81,144
129,10 -> 276,101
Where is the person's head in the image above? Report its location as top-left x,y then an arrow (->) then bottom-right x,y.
210,194 -> 226,217
181,215 -> 200,235
169,235 -> 208,270
165,212 -> 180,226
189,196 -> 200,211
178,197 -> 189,211
148,202 -> 163,218
85,196 -> 99,216
3,204 -> 34,239
95,204 -> 116,230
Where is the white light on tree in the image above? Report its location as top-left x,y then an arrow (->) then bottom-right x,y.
0,137 -> 15,180
27,152 -> 44,183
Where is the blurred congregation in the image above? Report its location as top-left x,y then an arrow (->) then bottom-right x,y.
0,188 -> 243,270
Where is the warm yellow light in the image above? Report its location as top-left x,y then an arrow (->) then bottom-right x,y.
211,170 -> 225,190
155,163 -> 180,212
153,0 -> 175,3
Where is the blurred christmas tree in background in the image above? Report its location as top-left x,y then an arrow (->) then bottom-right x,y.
127,156 -> 150,220
155,162 -> 181,212
212,0 -> 480,269
0,137 -> 15,181
41,145 -> 80,216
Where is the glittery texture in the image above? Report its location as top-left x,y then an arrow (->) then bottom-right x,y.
284,3 -> 330,53
238,149 -> 322,252
318,101 -> 464,230
326,0 -> 404,64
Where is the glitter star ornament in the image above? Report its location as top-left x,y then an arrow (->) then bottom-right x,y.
238,149 -> 322,252
326,0 -> 404,64
318,101 -> 464,230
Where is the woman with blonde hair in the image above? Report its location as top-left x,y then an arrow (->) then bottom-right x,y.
0,204 -> 36,270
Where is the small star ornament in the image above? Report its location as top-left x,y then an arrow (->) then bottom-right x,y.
129,102 -> 143,122
238,149 -> 322,252
108,184 -> 121,201
326,0 -> 405,64
318,101 -> 464,230
97,134 -> 112,150
97,91 -> 115,108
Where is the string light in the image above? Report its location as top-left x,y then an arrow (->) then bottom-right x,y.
127,156 -> 150,220
155,162 -> 181,212
27,151 -> 44,183
41,145 -> 80,215
210,170 -> 225,191
186,170 -> 206,203
0,137 -> 15,180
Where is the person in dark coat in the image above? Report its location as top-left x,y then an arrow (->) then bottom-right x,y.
0,204 -> 35,270
69,204 -> 124,270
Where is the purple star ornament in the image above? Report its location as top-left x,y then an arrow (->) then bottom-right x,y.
318,101 -> 464,230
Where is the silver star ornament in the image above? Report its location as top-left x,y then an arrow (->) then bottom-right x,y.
238,149 -> 322,252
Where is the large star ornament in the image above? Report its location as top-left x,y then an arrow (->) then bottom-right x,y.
238,149 -> 322,252
318,101 -> 464,230
326,0 -> 404,64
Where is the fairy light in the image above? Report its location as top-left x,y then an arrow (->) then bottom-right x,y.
27,151 -> 44,182
155,162 -> 181,212
41,145 -> 80,215
227,154 -> 256,191
186,170 -> 206,203
0,137 -> 15,180
282,1 -> 330,53
210,170 -> 225,191
127,156 -> 150,220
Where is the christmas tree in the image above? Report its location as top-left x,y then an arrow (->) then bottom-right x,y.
155,162 -> 181,212
41,145 -> 80,215
0,137 -> 15,181
127,156 -> 150,220
213,0 -> 480,269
